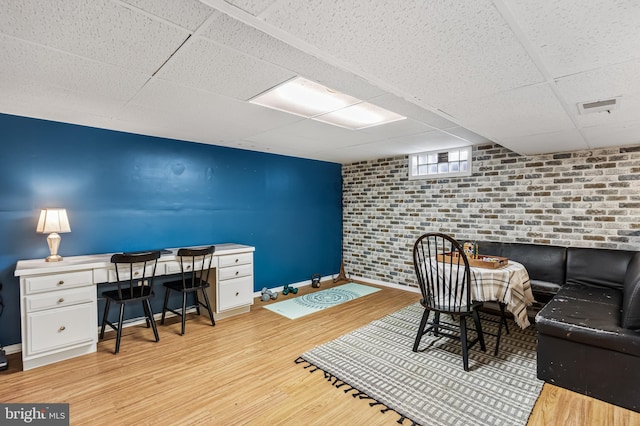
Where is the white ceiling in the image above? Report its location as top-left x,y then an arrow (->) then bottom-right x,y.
1,0 -> 639,164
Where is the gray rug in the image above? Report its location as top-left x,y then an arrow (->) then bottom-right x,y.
297,303 -> 543,426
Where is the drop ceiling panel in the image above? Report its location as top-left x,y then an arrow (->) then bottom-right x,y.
583,121 -> 640,148
500,129 -> 588,155
198,11 -> 385,100
124,78 -> 304,141
260,0 -> 545,107
155,36 -> 296,100
382,130 -> 472,153
444,83 -> 576,141
246,118 -> 379,148
369,94 -> 459,129
506,0 -> 640,77
0,35 -> 150,101
0,80 -> 128,124
444,127 -> 492,145
0,0 -> 190,74
223,0 -> 277,17
359,118 -> 436,140
119,0 -> 215,30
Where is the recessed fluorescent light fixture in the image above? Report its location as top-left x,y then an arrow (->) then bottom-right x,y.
250,77 -> 406,130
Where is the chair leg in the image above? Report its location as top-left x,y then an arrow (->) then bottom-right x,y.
460,316 -> 469,371
100,298 -> 111,339
433,312 -> 441,336
200,287 -> 216,327
472,309 -> 486,352
499,302 -> 510,334
181,292 -> 187,335
141,301 -> 151,328
145,299 -> 159,342
161,287 -> 170,325
194,290 -> 201,316
413,309 -> 430,352
494,303 -> 509,356
115,304 -> 125,354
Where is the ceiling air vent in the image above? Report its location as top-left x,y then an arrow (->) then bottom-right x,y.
577,97 -> 621,115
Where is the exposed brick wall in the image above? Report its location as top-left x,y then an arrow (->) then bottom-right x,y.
342,143 -> 640,287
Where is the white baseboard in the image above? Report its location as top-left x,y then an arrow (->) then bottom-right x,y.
254,274 -> 421,297
2,343 -> 22,355
350,275 -> 421,293
252,274 -> 334,297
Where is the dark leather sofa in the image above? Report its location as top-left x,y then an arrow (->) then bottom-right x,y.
477,241 -> 640,412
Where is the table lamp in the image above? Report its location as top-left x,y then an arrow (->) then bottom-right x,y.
36,208 -> 71,262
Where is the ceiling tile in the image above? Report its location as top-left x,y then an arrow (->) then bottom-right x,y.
444,127 -> 492,144
500,129 -> 588,155
260,0 -> 545,106
0,34 -> 149,101
119,0 -> 215,30
155,36 -> 296,100
369,93 -> 459,129
198,11 -> 385,100
124,78 -> 304,141
0,0 -> 190,74
444,83 -> 576,140
506,0 -> 640,77
223,0 -> 278,17
359,118 -> 436,140
555,59 -> 640,105
583,120 -> 640,148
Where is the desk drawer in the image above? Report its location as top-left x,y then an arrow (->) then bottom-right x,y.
219,263 -> 253,281
27,304 -> 95,355
218,276 -> 254,311
26,286 -> 95,313
218,253 -> 252,268
164,260 -> 209,275
107,264 -> 157,283
25,270 -> 93,294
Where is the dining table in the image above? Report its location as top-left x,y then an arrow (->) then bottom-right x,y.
467,260 -> 534,328
429,257 -> 534,328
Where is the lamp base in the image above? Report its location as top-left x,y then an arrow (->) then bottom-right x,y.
45,254 -> 63,262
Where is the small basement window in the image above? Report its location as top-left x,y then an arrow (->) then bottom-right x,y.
409,146 -> 472,180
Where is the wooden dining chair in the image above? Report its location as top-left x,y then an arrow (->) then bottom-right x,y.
161,246 -> 216,335
412,232 -> 486,371
100,251 -> 162,354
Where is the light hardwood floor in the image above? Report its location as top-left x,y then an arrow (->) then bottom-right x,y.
1,281 -> 638,425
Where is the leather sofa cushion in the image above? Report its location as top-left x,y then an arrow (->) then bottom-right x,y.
566,247 -> 635,291
622,253 -> 640,329
495,243 -> 566,285
536,284 -> 640,357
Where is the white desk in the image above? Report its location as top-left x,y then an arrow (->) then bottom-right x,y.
15,243 -> 255,370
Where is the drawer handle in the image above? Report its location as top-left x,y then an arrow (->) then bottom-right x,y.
58,280 -> 64,285
235,271 -> 239,276
235,292 -> 239,296
58,298 -> 65,304
59,326 -> 66,332
235,258 -> 239,263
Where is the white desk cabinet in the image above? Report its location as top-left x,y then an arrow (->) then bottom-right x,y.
15,243 -> 255,370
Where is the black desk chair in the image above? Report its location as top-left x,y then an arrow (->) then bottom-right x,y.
100,251 -> 161,354
412,233 -> 486,371
161,246 -> 216,335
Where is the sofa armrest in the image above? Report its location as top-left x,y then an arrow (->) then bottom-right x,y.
622,252 -> 640,329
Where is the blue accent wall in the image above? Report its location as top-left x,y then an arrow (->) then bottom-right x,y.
0,113 -> 342,346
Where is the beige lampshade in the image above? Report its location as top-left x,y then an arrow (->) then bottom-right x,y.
36,209 -> 71,234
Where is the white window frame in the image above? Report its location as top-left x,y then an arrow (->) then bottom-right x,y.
408,146 -> 473,180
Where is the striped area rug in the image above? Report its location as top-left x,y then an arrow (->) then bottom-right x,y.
298,302 -> 543,426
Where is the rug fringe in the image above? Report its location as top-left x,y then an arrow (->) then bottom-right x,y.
295,357 -> 420,426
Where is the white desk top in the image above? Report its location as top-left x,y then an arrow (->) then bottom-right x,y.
15,243 -> 254,277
